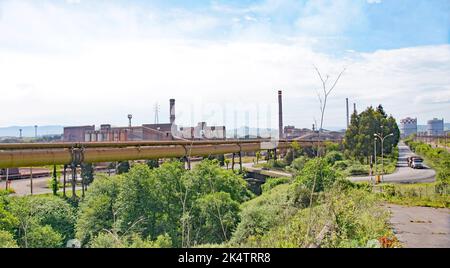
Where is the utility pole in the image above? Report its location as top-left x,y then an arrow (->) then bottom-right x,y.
373,137 -> 377,183
30,167 -> 33,195
154,103 -> 160,124
5,168 -> 9,190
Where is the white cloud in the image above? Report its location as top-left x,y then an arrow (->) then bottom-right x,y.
0,0 -> 448,129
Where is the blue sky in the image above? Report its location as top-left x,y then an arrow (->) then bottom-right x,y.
0,0 -> 449,130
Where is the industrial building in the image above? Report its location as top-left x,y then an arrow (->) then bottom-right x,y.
63,98 -> 226,142
63,125 -> 95,142
179,122 -> 226,140
427,118 -> 444,136
83,124 -> 173,142
283,126 -> 312,139
400,117 -> 417,138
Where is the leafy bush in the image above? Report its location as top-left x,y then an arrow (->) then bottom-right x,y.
261,177 -> 291,193
295,158 -> 338,192
89,232 -> 172,248
192,192 -> 240,244
405,139 -> 449,195
76,174 -> 123,245
6,196 -> 74,248
346,164 -> 368,176
245,187 -> 393,248
286,156 -> 309,173
325,151 -> 343,165
0,230 -> 18,248
77,160 -> 252,247
231,183 -> 310,246
26,225 -> 63,248
332,160 -> 350,171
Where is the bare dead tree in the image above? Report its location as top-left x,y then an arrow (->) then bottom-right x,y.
315,65 -> 346,133
305,65 -> 346,244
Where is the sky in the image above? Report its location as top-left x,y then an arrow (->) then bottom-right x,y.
0,0 -> 449,131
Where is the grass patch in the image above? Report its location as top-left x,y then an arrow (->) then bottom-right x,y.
376,183 -> 449,208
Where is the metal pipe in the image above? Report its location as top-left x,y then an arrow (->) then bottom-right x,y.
0,139 -> 339,150
0,142 -> 294,168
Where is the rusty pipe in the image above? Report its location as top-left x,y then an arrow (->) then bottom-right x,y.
0,142 -> 293,168
0,139 -> 340,150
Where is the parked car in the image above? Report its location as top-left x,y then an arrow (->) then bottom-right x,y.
411,158 -> 424,169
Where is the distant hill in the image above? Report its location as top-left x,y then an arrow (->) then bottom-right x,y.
227,127 -> 278,139
0,125 -> 64,137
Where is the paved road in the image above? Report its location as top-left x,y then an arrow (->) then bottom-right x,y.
349,141 -> 435,184
388,204 -> 450,248
0,176 -> 82,196
242,162 -> 293,178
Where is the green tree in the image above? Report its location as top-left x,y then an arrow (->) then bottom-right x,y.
344,105 -> 400,162
32,196 -> 76,243
295,158 -> 338,193
117,161 -> 130,174
0,230 -> 18,248
146,159 -> 159,169
0,198 -> 18,233
284,141 -> 302,165
81,163 -> 95,185
51,165 -> 59,195
192,192 -> 240,244
26,225 -> 63,248
8,197 -> 66,248
76,174 -> 123,245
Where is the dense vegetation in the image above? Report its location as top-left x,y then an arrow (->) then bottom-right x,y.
260,106 -> 400,177
0,156 -> 399,248
344,105 -> 400,164
404,138 -> 449,195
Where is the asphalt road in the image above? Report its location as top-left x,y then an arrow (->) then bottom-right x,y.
349,141 -> 436,184
388,204 -> 450,248
0,176 -> 82,196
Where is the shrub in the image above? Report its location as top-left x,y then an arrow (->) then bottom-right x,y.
26,225 -> 63,248
231,183 -> 310,246
251,187 -> 392,248
381,184 -> 396,197
288,156 -> 309,172
261,177 -> 291,193
347,164 -> 368,176
295,158 -> 338,192
325,151 -> 343,165
0,230 -> 18,248
332,160 -> 350,171
32,197 -> 76,239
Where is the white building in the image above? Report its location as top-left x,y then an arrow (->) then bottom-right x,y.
400,117 -> 417,138
179,122 -> 226,140
427,118 -> 444,136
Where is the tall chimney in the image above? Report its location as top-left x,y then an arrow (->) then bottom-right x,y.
353,103 -> 356,114
170,99 -> 175,125
346,98 -> 349,128
278,90 -> 283,139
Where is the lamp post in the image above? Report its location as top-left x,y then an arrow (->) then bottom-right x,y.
373,137 -> 377,183
374,132 -> 394,181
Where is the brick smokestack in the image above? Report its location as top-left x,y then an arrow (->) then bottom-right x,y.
278,90 -> 283,139
170,99 -> 175,125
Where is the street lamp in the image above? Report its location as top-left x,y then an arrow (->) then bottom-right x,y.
374,132 -> 394,181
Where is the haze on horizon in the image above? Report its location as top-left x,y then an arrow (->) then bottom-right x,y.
0,0 -> 449,130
